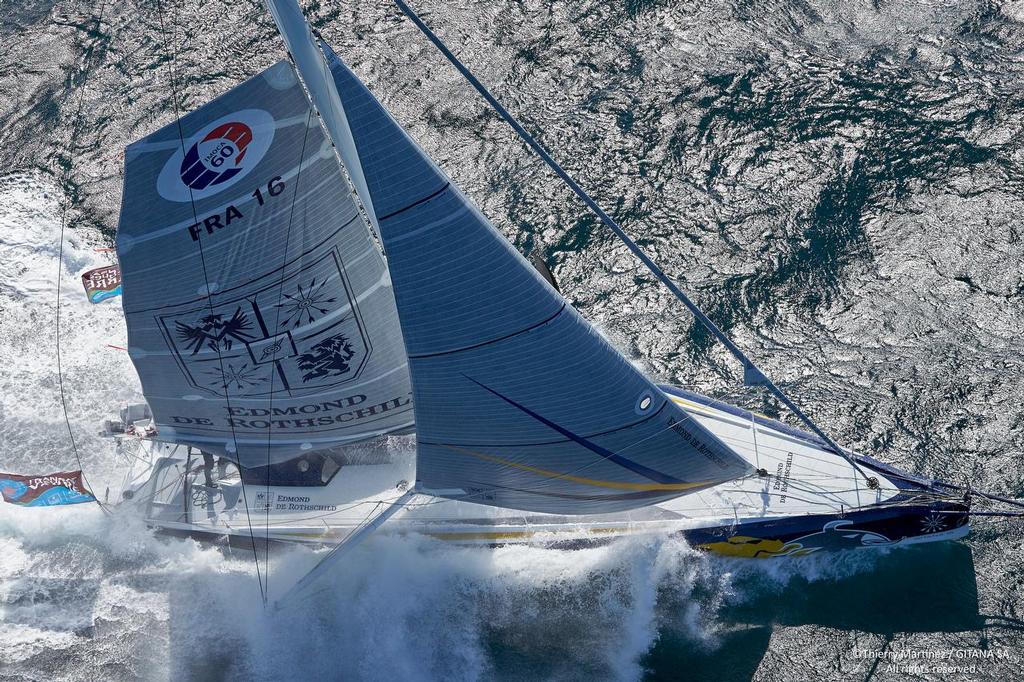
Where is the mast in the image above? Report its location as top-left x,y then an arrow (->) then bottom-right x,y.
263,0 -> 381,235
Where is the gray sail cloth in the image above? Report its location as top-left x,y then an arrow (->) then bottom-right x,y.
115,61 -> 413,465
322,44 -> 754,514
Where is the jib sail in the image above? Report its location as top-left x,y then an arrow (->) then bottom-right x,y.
115,61 -> 413,465
320,44 -> 754,514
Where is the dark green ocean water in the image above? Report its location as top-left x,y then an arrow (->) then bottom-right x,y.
1,0 -> 1023,680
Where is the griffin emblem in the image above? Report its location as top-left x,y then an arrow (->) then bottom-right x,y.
297,332 -> 357,382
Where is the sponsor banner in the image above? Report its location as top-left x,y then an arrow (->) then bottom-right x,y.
0,470 -> 97,507
81,264 -> 122,304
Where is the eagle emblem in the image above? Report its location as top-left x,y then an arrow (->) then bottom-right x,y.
174,307 -> 253,354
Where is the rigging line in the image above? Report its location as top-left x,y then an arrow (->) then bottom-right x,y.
703,424 -> 882,475
154,0 -> 265,603
392,0 -> 876,487
937,510 -> 1024,518
54,0 -> 112,515
749,414 -> 764,472
259,105 -> 315,606
351,500 -> 385,536
612,403 -> 863,493
665,401 -> 880,479
933,483 -> 1024,510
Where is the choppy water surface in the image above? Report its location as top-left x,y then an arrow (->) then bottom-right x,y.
2,0 -> 1024,679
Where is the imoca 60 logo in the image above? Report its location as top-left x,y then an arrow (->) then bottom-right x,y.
180,121 -> 252,190
157,109 -> 275,203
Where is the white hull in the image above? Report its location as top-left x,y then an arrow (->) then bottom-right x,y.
110,389 -> 970,557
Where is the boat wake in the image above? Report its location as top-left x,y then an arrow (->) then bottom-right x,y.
0,500 -> 886,681
0,170 -> 141,487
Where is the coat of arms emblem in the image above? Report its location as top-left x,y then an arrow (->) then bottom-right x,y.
158,249 -> 370,398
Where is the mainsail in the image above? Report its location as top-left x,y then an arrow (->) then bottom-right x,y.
115,61 -> 413,465
317,44 -> 754,514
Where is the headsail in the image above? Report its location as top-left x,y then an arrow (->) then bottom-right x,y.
115,61 -> 413,465
320,44 -> 754,514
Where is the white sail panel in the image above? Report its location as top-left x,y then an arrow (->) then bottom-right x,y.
323,44 -> 754,514
115,61 -> 413,465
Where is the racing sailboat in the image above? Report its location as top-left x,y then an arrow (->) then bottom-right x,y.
102,0 -> 974,569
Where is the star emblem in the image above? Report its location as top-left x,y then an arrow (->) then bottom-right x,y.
921,512 -> 946,534
205,362 -> 264,392
276,278 -> 337,328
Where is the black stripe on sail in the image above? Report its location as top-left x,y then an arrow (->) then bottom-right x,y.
408,304 -> 566,359
464,376 -> 685,485
378,182 -> 451,221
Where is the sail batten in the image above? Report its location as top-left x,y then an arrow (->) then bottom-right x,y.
320,44 -> 754,514
115,61 -> 414,465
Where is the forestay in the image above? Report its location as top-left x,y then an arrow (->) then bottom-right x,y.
115,61 -> 413,465
322,44 -> 754,514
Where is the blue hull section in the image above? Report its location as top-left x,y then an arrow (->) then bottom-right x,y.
684,501 -> 969,558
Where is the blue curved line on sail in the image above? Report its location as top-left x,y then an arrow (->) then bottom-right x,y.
463,375 -> 683,485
